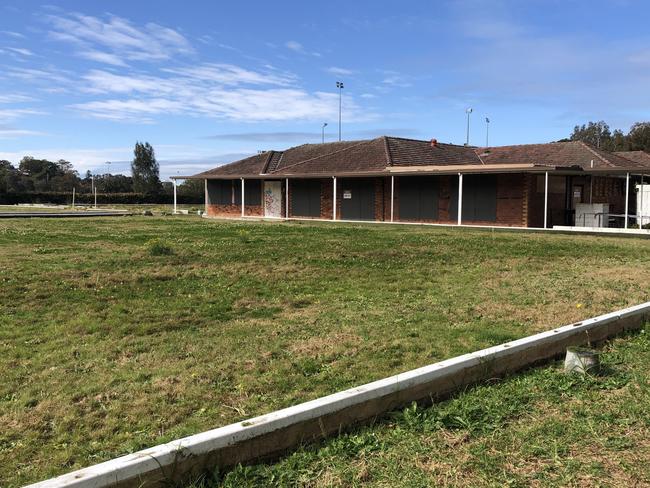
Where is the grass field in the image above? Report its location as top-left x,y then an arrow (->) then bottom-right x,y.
1,216 -> 649,486
208,327 -> 650,487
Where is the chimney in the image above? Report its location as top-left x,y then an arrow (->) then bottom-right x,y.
430,138 -> 438,148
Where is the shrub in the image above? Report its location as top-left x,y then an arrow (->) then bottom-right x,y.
146,239 -> 174,256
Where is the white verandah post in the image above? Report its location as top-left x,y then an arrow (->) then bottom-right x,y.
390,175 -> 395,222
332,176 -> 337,220
285,178 -> 289,219
457,173 -> 463,225
173,178 -> 177,214
543,171 -> 549,229
241,177 -> 245,218
204,179 -> 208,214
624,172 -> 630,229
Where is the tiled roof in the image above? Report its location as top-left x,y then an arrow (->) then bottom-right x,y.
477,141 -> 638,170
195,137 -> 480,177
193,152 -> 270,177
614,151 -> 650,168
192,138 -> 650,178
386,137 -> 482,166
272,138 -> 389,175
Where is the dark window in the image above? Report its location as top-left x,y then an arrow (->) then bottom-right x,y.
340,178 -> 376,221
449,175 -> 497,222
234,179 -> 262,206
399,176 -> 439,220
291,179 -> 321,217
207,180 -> 233,205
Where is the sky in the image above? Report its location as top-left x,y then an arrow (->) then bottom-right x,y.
1,0 -> 650,179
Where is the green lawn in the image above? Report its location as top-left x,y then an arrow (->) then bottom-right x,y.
208,327 -> 650,487
0,217 -> 649,486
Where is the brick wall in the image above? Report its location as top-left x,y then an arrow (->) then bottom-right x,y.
206,203 -> 263,217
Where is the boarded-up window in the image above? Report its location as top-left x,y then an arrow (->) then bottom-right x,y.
207,180 -> 233,205
234,180 -> 262,205
340,178 -> 376,220
399,176 -> 439,220
291,179 -> 321,217
536,175 -> 566,194
449,174 -> 497,222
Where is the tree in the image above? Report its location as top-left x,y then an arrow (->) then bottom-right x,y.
570,121 -> 614,150
627,122 -> 650,152
178,179 -> 204,200
131,142 -> 162,194
0,161 -> 15,193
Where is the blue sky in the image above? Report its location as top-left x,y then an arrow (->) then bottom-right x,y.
1,0 -> 650,179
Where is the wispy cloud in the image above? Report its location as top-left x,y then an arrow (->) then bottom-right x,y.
71,87 -> 365,124
71,66 -> 369,123
380,70 -> 413,88
326,66 -> 356,76
205,131 -> 322,142
0,94 -> 36,103
45,12 -> 194,66
2,47 -> 33,56
1,30 -> 26,39
285,40 -> 304,52
284,40 -> 320,57
0,108 -> 45,120
162,63 -> 297,86
204,128 -> 421,142
0,124 -> 46,139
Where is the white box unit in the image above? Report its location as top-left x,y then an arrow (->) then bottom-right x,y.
637,184 -> 650,228
575,203 -> 609,228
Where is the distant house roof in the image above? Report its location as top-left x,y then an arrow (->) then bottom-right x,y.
188,137 -> 650,179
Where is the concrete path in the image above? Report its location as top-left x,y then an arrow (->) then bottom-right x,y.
0,211 -> 129,218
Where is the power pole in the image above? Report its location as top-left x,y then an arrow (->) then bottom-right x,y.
336,81 -> 344,141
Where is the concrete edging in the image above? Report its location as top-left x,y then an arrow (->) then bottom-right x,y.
29,302 -> 650,488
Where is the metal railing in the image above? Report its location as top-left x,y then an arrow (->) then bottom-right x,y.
578,212 -> 650,229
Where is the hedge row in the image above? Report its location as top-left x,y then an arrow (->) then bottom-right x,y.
0,192 -> 202,205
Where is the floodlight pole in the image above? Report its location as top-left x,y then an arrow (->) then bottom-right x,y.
336,81 -> 344,141
485,117 -> 490,148
322,123 -> 328,144
465,108 -> 473,146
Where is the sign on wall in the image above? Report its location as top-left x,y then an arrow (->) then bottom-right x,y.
343,190 -> 352,199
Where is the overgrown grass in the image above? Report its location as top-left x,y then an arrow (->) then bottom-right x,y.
204,327 -> 650,487
0,217 -> 649,486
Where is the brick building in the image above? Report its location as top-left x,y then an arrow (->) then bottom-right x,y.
176,137 -> 650,229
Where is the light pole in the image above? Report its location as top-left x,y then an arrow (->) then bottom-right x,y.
336,81 -> 344,141
485,117 -> 490,148
465,108 -> 473,146
322,122 -> 328,144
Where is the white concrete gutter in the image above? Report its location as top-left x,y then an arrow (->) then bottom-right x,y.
28,302 -> 650,488
553,225 -> 650,236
